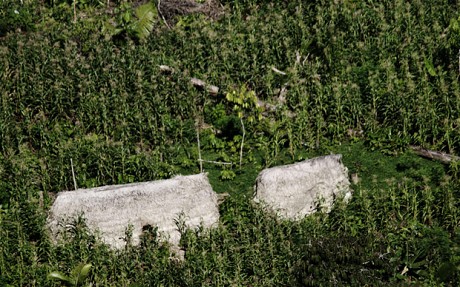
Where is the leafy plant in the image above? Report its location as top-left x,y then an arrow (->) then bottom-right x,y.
104,1 -> 157,41
2,0 -> 460,285
219,169 -> 236,180
133,1 -> 157,40
0,1 -> 36,36
48,263 -> 92,287
225,85 -> 263,168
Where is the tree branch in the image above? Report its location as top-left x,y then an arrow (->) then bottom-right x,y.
410,145 -> 459,164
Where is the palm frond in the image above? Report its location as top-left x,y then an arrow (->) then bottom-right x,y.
134,1 -> 157,40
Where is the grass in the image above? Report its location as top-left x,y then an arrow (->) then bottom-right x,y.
1,0 -> 460,285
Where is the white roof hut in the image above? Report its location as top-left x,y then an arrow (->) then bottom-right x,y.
47,173 -> 219,249
254,154 -> 351,219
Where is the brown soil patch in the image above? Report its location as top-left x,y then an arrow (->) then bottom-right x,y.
158,0 -> 226,24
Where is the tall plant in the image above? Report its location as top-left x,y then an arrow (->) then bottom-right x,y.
225,85 -> 262,168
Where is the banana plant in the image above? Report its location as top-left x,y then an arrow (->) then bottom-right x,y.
48,263 -> 92,287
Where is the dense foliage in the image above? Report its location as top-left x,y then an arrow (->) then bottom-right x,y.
1,0 -> 460,285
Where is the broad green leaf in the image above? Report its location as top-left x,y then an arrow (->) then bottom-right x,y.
424,58 -> 437,76
123,11 -> 131,24
450,17 -> 460,32
134,2 -> 157,40
76,263 -> 92,285
48,271 -> 71,284
409,260 -> 427,269
226,92 -> 233,101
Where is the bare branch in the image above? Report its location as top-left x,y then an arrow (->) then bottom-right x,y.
71,158 -> 78,190
271,66 -> 287,75
159,65 -> 219,96
196,120 -> 203,173
239,117 -> 245,169
410,145 -> 459,164
198,159 -> 233,165
190,77 -> 219,95
157,0 -> 171,29
159,65 -> 174,73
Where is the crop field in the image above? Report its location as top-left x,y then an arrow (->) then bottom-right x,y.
1,0 -> 460,285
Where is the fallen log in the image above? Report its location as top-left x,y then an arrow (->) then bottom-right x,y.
190,77 -> 219,96
409,145 -> 460,164
159,65 -> 219,96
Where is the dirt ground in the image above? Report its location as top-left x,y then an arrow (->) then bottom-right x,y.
157,0 -> 225,24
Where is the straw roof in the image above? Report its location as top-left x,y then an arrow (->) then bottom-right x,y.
48,173 -> 219,249
254,154 -> 351,219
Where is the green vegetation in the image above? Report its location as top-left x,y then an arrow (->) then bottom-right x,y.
48,263 -> 93,286
1,0 -> 460,285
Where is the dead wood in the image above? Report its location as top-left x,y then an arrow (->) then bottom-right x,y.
159,65 -> 219,95
190,77 -> 219,95
409,145 -> 460,164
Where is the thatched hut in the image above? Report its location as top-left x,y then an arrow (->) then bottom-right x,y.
254,154 -> 351,219
48,173 -> 219,249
